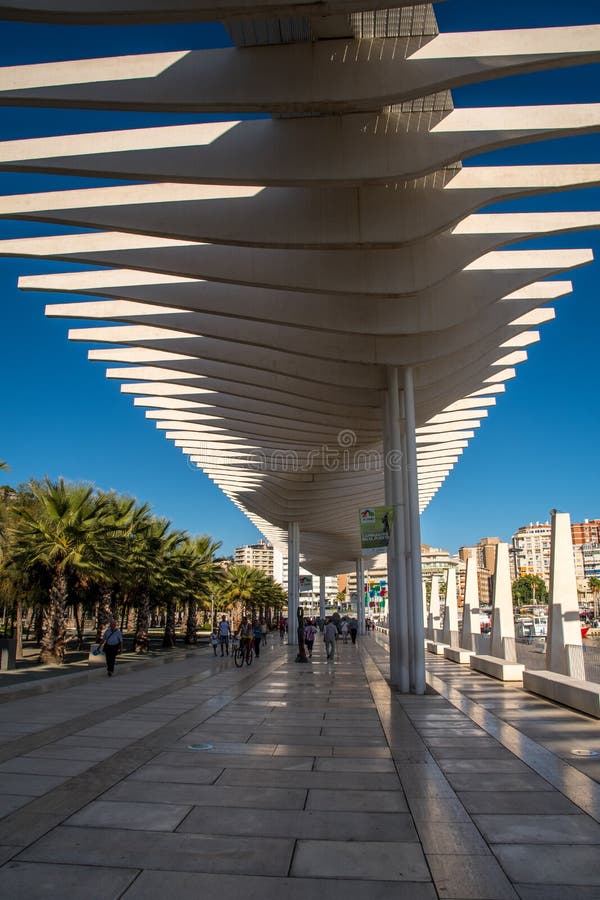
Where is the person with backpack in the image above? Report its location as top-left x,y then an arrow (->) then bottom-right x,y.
100,618 -> 123,677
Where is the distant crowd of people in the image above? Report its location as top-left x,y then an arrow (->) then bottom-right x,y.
210,614 -> 269,658
209,612 -> 376,664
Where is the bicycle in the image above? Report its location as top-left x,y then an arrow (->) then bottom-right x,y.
234,639 -> 253,667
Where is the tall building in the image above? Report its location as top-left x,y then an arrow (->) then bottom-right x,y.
234,539 -> 274,578
569,519 -> 600,601
571,519 -> 600,546
476,537 -> 500,605
422,544 -> 453,578
512,522 -> 552,587
456,541 -> 498,606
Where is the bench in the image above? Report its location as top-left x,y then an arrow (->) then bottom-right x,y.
470,654 -> 524,682
444,646 -> 473,665
523,669 -> 600,718
426,640 -> 448,656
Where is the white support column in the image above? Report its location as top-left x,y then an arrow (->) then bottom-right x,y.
546,510 -> 582,675
287,520 -> 299,646
402,366 -> 426,694
386,366 -> 410,692
490,542 -> 516,660
399,395 -> 415,690
319,575 -> 326,622
442,567 -> 459,646
460,555 -> 480,652
356,557 -> 366,635
382,391 -> 397,645
428,574 -> 441,640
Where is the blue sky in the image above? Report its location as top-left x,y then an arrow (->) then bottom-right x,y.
0,0 -> 599,559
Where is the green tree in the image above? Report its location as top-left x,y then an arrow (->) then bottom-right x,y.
588,576 -> 600,618
180,535 -> 223,643
9,478 -> 113,664
224,564 -> 261,625
512,574 -> 548,607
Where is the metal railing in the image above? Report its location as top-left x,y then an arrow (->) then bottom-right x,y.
514,640 -> 600,684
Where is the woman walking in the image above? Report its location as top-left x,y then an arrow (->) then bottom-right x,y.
100,618 -> 124,677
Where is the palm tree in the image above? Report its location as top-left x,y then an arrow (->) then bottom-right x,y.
588,576 -> 600,618
0,461 -> 9,472
9,478 -> 113,664
128,515 -> 172,653
224,564 -> 261,626
181,535 -> 223,644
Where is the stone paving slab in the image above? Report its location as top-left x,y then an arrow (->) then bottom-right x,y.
291,838 -> 430,881
177,806 -> 419,841
217,768 -> 402,790
102,780 -> 308,809
475,812 -> 600,844
129,763 -> 224,784
18,824 -> 295,875
121,870 -> 438,900
514,887 -> 600,900
426,853 -> 519,899
492,843 -> 600,885
306,788 -> 409,812
0,755 -> 95,777
0,861 -> 139,899
66,799 -> 192,831
458,790 -> 584,816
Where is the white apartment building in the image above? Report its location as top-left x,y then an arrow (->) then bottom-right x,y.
234,539 -> 274,578
512,522 -> 552,587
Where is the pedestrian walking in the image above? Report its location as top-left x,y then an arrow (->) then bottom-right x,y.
253,620 -> 262,658
100,618 -> 123,677
279,617 -> 286,641
210,630 -> 219,655
260,618 -> 268,646
237,617 -> 253,663
218,615 -> 231,656
324,618 -> 337,661
341,620 -> 349,644
304,620 -> 317,658
350,618 -> 358,644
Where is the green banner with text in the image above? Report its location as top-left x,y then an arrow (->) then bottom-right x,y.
359,506 -> 394,552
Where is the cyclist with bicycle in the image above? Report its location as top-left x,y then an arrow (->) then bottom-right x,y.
237,617 -> 253,664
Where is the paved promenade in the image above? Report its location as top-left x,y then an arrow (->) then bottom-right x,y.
0,634 -> 598,899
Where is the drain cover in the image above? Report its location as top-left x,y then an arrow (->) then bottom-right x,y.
570,749 -> 599,757
187,744 -> 214,751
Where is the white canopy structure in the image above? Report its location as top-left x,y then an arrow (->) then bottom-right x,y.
0,0 -> 597,690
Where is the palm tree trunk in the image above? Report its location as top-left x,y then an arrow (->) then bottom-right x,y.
15,598 -> 23,660
185,599 -> 197,644
73,603 -> 83,648
40,570 -> 68,665
96,585 -> 113,642
135,592 -> 150,652
34,606 -> 44,645
163,599 -> 177,648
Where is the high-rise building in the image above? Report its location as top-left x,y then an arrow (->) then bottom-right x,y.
571,519 -> 600,546
234,539 -> 274,577
581,544 -> 600,579
512,522 -> 552,587
456,541 -> 497,606
569,519 -> 600,602
475,537 -> 500,605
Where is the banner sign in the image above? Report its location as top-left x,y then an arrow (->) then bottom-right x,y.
299,574 -> 313,593
359,506 -> 394,552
